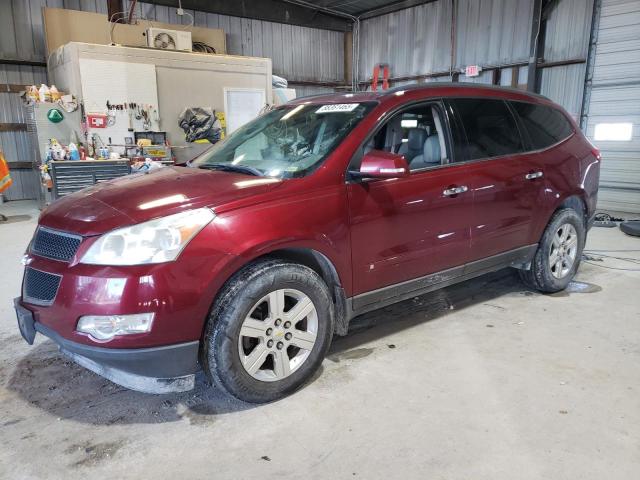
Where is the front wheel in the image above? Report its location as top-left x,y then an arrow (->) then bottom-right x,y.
519,208 -> 585,293
203,260 -> 334,403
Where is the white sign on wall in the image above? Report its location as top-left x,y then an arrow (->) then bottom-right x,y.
224,88 -> 266,134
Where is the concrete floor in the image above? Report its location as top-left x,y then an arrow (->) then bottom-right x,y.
0,200 -> 639,480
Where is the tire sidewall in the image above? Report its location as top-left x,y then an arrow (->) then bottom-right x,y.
534,209 -> 585,291
206,261 -> 334,403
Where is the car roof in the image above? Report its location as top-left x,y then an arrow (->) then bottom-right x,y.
290,82 -> 551,106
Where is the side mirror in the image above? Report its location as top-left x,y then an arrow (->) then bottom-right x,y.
351,150 -> 410,179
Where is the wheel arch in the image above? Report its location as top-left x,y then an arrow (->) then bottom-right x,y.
205,246 -> 350,340
528,192 -> 589,261
557,194 -> 589,228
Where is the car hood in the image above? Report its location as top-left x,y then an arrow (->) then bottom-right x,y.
39,166 -> 282,236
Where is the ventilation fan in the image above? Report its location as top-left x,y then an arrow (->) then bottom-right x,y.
154,32 -> 176,49
145,28 -> 192,52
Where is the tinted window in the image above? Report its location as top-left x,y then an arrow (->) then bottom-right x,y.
511,102 -> 573,150
452,98 -> 523,160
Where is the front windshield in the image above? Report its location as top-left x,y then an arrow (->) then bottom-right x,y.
190,102 -> 376,178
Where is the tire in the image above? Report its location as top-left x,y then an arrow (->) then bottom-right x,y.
620,220 -> 640,237
202,259 -> 334,403
519,208 -> 585,293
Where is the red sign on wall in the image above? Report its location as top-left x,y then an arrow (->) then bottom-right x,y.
87,114 -> 108,128
465,65 -> 481,77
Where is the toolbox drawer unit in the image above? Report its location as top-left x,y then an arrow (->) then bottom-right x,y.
50,160 -> 131,199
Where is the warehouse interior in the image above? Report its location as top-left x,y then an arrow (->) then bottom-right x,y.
0,0 -> 639,479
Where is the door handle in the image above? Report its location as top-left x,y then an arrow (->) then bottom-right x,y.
443,185 -> 468,197
525,171 -> 543,180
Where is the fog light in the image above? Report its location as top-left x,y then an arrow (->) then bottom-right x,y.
77,313 -> 154,341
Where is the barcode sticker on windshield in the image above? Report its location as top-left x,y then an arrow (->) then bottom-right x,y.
315,104 -> 359,114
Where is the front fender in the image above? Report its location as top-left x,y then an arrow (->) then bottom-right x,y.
207,184 -> 352,295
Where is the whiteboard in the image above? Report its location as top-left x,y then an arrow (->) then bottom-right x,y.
79,59 -> 160,150
224,88 -> 266,134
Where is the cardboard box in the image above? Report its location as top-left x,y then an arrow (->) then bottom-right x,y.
43,7 -> 226,55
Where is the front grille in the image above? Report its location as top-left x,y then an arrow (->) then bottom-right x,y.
23,268 -> 62,306
31,226 -> 82,262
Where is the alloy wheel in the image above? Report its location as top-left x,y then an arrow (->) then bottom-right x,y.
238,289 -> 318,382
549,223 -> 578,279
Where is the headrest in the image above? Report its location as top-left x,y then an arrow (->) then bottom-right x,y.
407,128 -> 428,150
385,115 -> 404,149
423,135 -> 441,163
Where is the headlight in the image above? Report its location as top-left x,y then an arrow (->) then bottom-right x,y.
81,208 -> 214,265
77,313 -> 154,341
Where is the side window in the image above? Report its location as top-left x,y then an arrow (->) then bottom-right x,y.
511,101 -> 574,150
452,98 -> 524,160
364,104 -> 449,171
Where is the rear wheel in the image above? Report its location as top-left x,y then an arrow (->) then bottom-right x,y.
203,259 -> 334,403
519,208 -> 585,293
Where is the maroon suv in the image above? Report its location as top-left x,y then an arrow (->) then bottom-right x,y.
15,84 -> 601,403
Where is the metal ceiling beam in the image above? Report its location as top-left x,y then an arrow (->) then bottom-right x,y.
358,0 -> 438,20
142,0 -> 352,31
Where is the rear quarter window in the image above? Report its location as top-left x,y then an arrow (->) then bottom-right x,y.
451,98 -> 524,160
511,101 -> 574,150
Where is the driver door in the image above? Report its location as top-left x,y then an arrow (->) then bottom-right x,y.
347,102 -> 474,305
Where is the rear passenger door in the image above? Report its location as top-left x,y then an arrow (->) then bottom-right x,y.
447,98 -> 544,263
510,100 -> 577,237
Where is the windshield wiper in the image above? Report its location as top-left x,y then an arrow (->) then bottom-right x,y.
197,163 -> 262,176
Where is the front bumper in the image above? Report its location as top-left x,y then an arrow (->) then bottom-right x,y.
15,298 -> 199,394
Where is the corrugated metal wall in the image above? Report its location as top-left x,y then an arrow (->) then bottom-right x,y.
539,0 -> 594,120
455,0 -> 533,68
128,2 -> 344,84
358,0 -> 596,121
0,0 -> 345,83
540,63 -> 587,120
0,65 -> 47,201
0,0 -> 344,200
358,0 -> 533,82
584,0 -> 640,213
358,1 -> 453,80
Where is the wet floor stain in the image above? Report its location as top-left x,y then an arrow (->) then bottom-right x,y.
549,281 -> 602,297
65,440 -> 126,468
6,342 -> 253,426
327,348 -> 374,363
180,403 -> 219,426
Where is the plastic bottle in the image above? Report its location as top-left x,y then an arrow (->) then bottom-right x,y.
38,84 -> 51,103
50,85 -> 61,102
68,143 -> 79,161
52,142 -> 64,160
28,85 -> 39,102
45,141 -> 53,162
